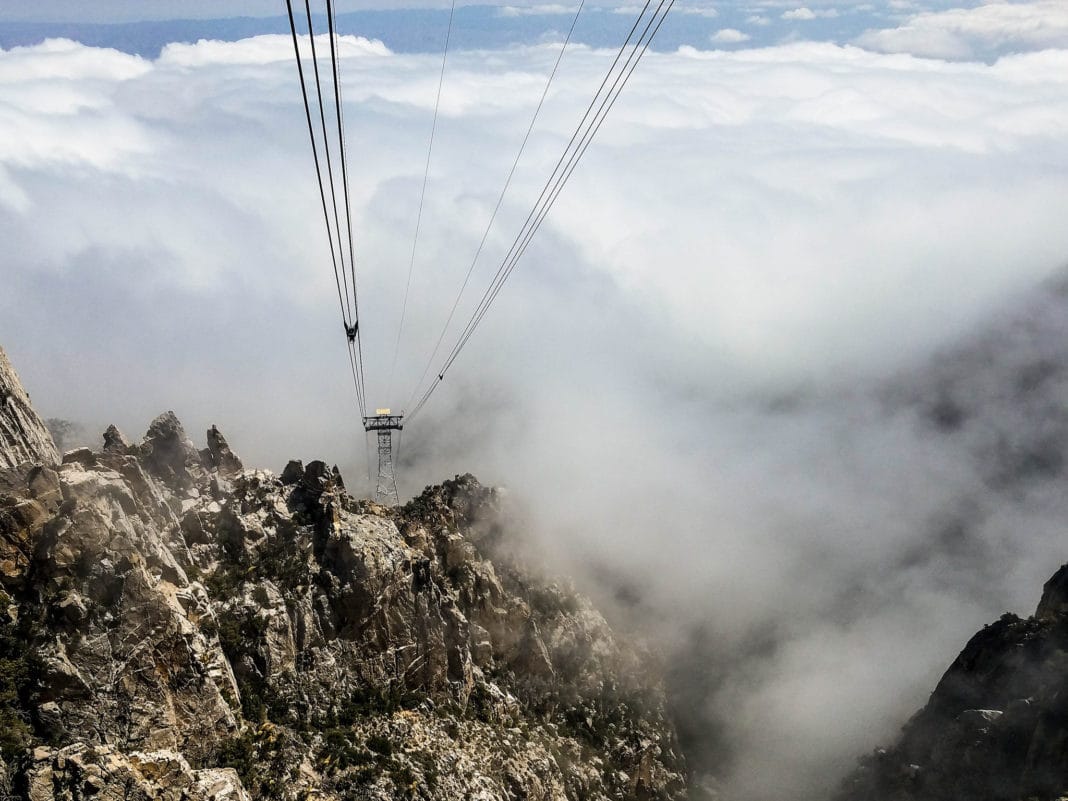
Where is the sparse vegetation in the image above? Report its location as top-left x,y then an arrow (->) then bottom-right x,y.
366,734 -> 393,757
0,601 -> 38,763
215,608 -> 270,721
216,725 -> 296,799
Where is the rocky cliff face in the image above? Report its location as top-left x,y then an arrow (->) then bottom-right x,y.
0,353 -> 686,800
836,564 -> 1068,801
0,347 -> 59,470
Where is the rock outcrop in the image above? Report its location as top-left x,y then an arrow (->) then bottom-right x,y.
204,425 -> 243,477
836,563 -> 1068,801
0,346 -> 59,469
26,745 -> 250,801
0,356 -> 686,800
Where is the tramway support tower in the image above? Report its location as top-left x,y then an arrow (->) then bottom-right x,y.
364,410 -> 404,506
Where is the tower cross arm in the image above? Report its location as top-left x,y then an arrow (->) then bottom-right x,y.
363,414 -> 404,432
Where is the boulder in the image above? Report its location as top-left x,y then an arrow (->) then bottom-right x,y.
61,447 -> 94,467
26,465 -> 61,507
280,459 -> 303,485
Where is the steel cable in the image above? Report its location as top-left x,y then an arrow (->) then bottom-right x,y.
404,0 -> 587,413
284,0 -> 350,328
387,0 -> 459,403
447,0 -> 674,365
408,0 -> 675,421
327,0 -> 368,415
302,0 -> 354,325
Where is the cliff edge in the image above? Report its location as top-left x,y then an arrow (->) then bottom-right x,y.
0,346 -> 58,470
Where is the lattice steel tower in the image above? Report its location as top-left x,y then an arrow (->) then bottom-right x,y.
364,411 -> 403,505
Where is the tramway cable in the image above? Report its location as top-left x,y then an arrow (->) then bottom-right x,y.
327,0 -> 369,410
322,0 -> 369,414
406,0 -> 675,421
407,0 -> 666,417
281,0 -> 674,500
404,0 -> 588,414
284,0 -> 368,418
283,0 -> 351,331
387,0 -> 459,402
302,0 -> 354,326
449,0 -> 675,364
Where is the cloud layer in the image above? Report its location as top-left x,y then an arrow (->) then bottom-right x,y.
2,18 -> 1068,799
859,0 -> 1068,60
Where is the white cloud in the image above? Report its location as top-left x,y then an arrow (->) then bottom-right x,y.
0,37 -> 149,82
612,2 -> 715,16
2,33 -> 1068,801
782,6 -> 840,21
710,27 -> 752,44
158,33 -> 390,67
679,5 -> 720,18
858,0 -> 1068,60
0,40 -> 153,173
496,4 -> 578,17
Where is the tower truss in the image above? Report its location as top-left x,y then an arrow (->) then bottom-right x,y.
364,412 -> 404,505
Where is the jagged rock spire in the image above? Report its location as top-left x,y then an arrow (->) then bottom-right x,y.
205,424 -> 243,476
102,424 -> 131,454
139,411 -> 201,490
0,345 -> 60,469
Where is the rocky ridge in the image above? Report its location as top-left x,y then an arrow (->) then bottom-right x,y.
836,563 -> 1068,801
0,353 -> 685,800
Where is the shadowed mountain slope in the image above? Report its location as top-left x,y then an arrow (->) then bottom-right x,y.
837,562 -> 1068,801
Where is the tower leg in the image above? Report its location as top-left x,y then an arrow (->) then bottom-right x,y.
375,429 -> 400,505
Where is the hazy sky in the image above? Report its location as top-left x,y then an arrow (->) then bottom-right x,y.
2,2 -> 1068,799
